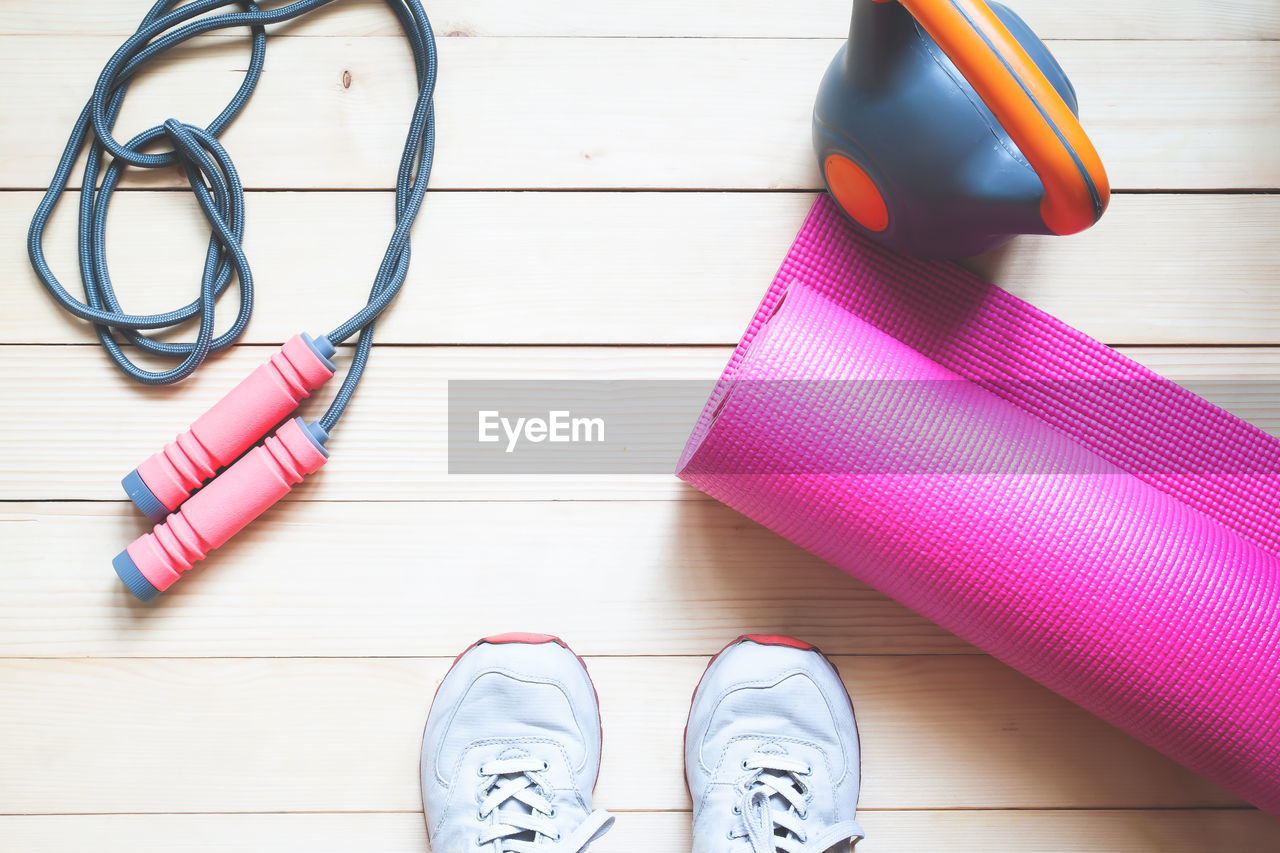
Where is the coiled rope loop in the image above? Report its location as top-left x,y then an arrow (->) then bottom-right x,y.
28,0 -> 437,431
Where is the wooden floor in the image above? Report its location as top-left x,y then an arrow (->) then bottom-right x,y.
3,1 -> 1280,849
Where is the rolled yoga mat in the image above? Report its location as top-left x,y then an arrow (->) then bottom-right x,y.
677,195 -> 1280,813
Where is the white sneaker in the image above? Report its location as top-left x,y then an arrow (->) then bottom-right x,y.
685,635 -> 865,853
421,633 -> 614,853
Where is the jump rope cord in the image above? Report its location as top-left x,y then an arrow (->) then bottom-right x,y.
26,0 -> 437,433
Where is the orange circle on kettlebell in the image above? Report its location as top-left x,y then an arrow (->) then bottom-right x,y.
824,154 -> 889,232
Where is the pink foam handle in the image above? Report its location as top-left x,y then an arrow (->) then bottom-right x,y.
134,334 -> 335,512
679,196 -> 1280,814
126,418 -> 329,591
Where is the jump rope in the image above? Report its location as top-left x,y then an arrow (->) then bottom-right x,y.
26,0 -> 438,600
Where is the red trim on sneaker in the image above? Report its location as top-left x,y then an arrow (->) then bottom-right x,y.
738,634 -> 817,651
480,632 -> 563,645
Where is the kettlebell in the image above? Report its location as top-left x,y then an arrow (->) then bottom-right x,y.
813,0 -> 1110,258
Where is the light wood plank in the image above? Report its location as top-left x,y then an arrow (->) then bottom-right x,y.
3,38 -> 1276,190
7,192 -> 1280,346
2,191 -> 810,346
0,656 -> 1244,813
2,345 -> 1278,502
0,345 -> 718,502
5,809 -> 1280,852
851,810 -> 1280,853
0,500 -> 967,657
5,1 -> 1277,838
4,0 -> 1277,39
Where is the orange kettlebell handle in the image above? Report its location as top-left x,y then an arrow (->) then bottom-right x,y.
893,0 -> 1109,234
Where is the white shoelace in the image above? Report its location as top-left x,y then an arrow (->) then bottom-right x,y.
475,755 -> 614,853
732,752 -> 865,853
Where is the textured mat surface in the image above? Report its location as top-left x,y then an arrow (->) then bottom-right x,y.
678,196 -> 1280,813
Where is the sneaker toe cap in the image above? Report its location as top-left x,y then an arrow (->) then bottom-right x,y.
687,638 -> 859,785
424,636 -> 601,789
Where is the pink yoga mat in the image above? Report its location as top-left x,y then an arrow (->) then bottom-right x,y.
678,196 -> 1280,813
